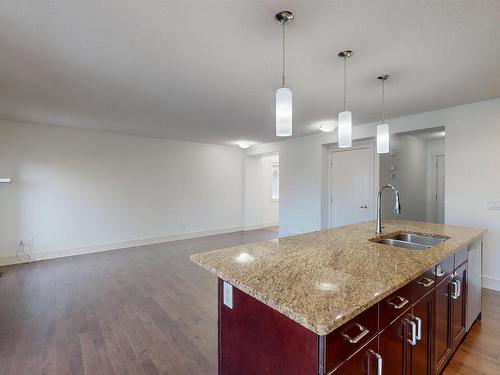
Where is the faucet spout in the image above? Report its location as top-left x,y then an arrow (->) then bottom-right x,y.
376,184 -> 402,235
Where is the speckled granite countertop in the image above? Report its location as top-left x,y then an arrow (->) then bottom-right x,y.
190,220 -> 485,335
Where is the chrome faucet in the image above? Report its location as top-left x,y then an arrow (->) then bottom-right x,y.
376,184 -> 401,235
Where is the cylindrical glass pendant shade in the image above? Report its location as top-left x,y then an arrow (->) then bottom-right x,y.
337,111 -> 352,148
276,87 -> 292,137
377,123 -> 390,154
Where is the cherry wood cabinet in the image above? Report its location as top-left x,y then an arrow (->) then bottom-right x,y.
451,263 -> 467,348
379,309 -> 412,375
434,261 -> 468,374
330,336 -> 379,375
434,275 -> 453,373
217,241 -> 479,375
411,290 -> 435,375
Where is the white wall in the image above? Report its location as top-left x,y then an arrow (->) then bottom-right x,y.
260,155 -> 279,226
243,154 -> 279,229
380,135 -> 428,221
426,139 -> 446,222
0,120 -> 244,263
248,98 -> 500,290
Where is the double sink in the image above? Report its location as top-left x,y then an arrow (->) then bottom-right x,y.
371,232 -> 449,250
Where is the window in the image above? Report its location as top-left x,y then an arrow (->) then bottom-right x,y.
270,162 -> 279,201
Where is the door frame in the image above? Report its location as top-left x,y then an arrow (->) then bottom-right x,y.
328,141 -> 378,228
430,154 -> 445,223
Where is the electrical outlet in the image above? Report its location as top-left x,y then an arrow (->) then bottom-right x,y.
487,200 -> 500,210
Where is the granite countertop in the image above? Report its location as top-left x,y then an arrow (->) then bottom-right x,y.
190,220 -> 485,335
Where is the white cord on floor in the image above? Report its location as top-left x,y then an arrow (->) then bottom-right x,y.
17,240 -> 32,262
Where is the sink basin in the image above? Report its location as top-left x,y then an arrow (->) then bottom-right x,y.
376,238 -> 431,250
389,233 -> 448,246
371,232 -> 449,250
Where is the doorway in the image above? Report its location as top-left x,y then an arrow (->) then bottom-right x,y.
432,154 -> 446,223
243,153 -> 279,230
329,143 -> 375,228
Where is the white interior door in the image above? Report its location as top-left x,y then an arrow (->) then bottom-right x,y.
435,155 -> 446,223
330,146 -> 374,228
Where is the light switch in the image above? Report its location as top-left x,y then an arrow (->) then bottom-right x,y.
487,200 -> 500,210
223,281 -> 233,308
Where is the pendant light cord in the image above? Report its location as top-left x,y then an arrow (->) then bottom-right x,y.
381,79 -> 385,123
282,22 -> 286,88
343,56 -> 347,111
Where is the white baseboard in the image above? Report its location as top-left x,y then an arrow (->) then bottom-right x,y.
242,222 -> 279,231
482,275 -> 500,291
0,224 -> 249,267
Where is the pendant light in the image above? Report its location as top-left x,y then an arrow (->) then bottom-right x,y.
338,50 -> 353,148
275,11 -> 294,137
376,74 -> 390,154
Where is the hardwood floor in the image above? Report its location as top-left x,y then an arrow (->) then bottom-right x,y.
0,228 -> 278,375
0,227 -> 498,375
443,288 -> 500,375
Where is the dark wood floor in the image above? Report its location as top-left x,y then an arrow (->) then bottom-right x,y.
0,227 -> 498,374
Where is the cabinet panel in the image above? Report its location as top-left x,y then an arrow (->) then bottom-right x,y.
380,283 -> 412,329
218,279 -> 318,375
412,267 -> 436,304
451,263 -> 467,348
379,307 -> 412,375
411,290 -> 435,375
434,276 -> 453,373
434,255 -> 454,285
325,303 -> 378,372
454,246 -> 468,269
330,336 -> 379,375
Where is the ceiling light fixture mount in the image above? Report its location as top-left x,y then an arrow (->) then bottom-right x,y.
338,50 -> 353,58
274,10 -> 294,24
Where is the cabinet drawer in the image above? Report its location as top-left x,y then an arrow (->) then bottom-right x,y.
454,246 -> 468,269
412,267 -> 436,303
435,254 -> 454,285
380,282 -> 412,329
329,335 -> 379,374
325,303 -> 378,372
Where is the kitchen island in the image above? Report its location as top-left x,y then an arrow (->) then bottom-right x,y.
191,220 -> 485,374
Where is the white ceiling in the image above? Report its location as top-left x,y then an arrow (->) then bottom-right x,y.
1,1 -> 499,145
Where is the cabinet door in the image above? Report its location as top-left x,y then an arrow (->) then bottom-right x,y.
451,263 -> 467,348
411,290 -> 435,375
434,277 -> 453,373
331,336 -> 379,375
379,308 -> 412,375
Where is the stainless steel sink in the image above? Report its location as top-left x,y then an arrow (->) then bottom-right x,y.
371,232 -> 449,250
390,233 -> 448,247
376,238 -> 431,250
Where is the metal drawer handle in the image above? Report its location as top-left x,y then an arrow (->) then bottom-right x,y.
436,265 -> 445,277
452,279 -> 462,299
368,350 -> 383,375
414,316 -> 422,341
341,323 -> 370,344
387,295 -> 409,309
451,281 -> 459,299
407,320 -> 417,346
417,277 -> 435,288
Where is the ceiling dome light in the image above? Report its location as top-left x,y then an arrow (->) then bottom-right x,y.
338,50 -> 353,148
376,74 -> 390,154
238,141 -> 251,149
275,11 -> 294,137
319,122 -> 337,133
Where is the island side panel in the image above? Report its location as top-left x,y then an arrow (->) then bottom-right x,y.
218,279 -> 319,375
